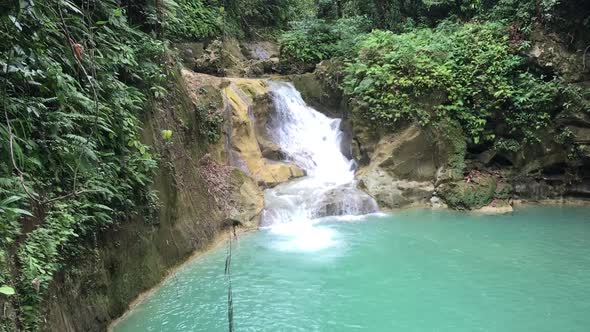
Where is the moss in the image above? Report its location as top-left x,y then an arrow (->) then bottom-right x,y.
432,119 -> 467,182
439,176 -> 497,210
289,60 -> 346,118
495,182 -> 514,200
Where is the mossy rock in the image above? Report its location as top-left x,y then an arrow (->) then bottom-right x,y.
495,182 -> 514,200
439,176 -> 497,210
432,119 -> 466,182
289,60 -> 346,118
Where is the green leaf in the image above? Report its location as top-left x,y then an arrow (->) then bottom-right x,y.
7,208 -> 34,217
0,286 -> 15,296
61,0 -> 83,14
1,195 -> 22,205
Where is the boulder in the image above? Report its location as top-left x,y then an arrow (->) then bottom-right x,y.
241,41 -> 279,61
289,60 -> 347,118
358,167 -> 435,209
174,42 -> 205,69
311,184 -> 379,218
438,175 -> 497,210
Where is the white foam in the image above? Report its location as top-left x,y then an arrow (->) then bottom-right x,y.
269,222 -> 336,252
261,81 -> 379,252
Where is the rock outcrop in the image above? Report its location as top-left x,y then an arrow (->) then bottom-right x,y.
221,78 -> 305,187
227,168 -> 264,228
176,38 -> 280,77
290,38 -> 590,211
355,125 -> 437,209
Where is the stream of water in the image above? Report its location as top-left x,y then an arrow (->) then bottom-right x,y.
113,83 -> 590,332
261,81 -> 377,250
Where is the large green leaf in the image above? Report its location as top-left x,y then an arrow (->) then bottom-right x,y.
0,285 -> 15,296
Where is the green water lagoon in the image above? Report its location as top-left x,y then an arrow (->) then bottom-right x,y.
114,207 -> 590,332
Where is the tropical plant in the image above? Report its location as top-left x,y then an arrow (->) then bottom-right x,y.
343,22 -> 559,149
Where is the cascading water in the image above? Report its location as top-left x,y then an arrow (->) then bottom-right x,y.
262,81 -> 378,251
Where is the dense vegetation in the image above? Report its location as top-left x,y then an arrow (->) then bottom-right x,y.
343,22 -> 559,149
280,0 -> 590,152
0,1 -> 169,329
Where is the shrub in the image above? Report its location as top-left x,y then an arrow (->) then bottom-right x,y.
343,22 -> 559,150
165,0 -> 222,40
279,16 -> 371,72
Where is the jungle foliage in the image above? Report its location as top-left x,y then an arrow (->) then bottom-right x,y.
279,16 -> 372,72
0,0 -> 172,329
280,0 -> 589,152
342,22 -> 559,148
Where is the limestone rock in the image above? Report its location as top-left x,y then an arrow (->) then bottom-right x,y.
289,60 -> 347,118
227,168 -> 264,229
513,179 -> 566,200
357,167 -> 434,209
312,184 -> 379,218
354,123 -> 468,209
174,42 -> 205,68
223,80 -> 305,187
355,125 -> 441,209
474,203 -> 514,214
241,41 -> 279,60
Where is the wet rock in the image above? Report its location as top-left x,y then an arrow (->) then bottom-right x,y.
358,169 -> 435,209
312,184 -> 379,218
513,179 -> 566,200
289,60 -> 347,118
223,79 -> 305,187
474,203 -> 514,214
259,139 -> 287,161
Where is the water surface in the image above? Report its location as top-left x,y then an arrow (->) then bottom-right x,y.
114,207 -> 590,332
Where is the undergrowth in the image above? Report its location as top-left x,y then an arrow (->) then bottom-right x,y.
0,0 -> 167,329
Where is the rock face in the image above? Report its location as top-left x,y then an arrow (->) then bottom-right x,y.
176,38 -> 280,77
356,125 -> 441,209
222,78 -> 305,187
227,168 -> 264,228
289,60 -> 347,118
527,28 -> 588,82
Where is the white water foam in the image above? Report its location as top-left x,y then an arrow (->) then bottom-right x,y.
262,82 -> 378,252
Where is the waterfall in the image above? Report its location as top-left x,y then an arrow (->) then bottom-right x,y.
261,82 -> 378,250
